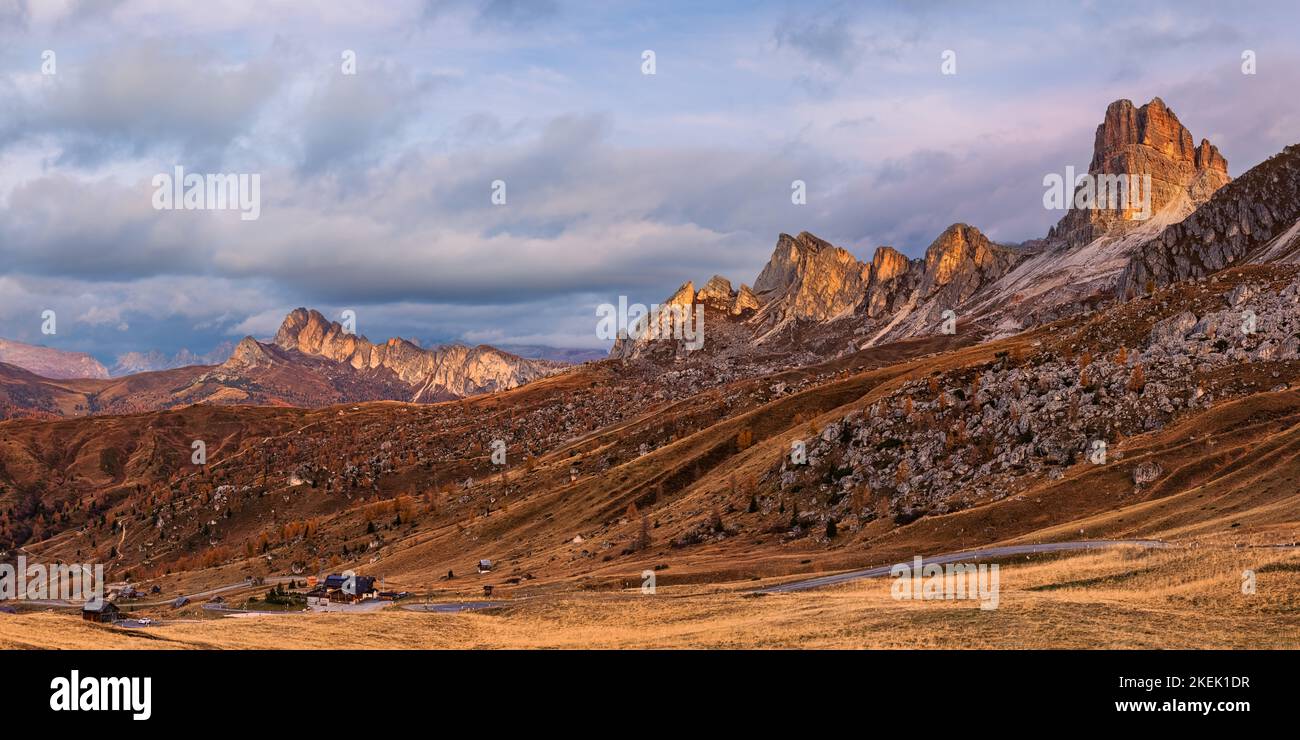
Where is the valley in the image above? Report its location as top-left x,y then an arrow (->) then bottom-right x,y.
3,96 -> 1299,650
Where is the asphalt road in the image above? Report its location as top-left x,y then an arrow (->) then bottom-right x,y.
756,539 -> 1170,594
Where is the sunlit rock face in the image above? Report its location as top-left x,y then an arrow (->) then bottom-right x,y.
752,231 -> 873,323
1120,144 -> 1300,296
1050,97 -> 1230,248
272,308 -> 558,399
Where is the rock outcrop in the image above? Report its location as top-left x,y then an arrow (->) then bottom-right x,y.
752,232 -> 872,324
918,224 -> 1023,304
271,308 -> 560,400
730,284 -> 760,315
696,276 -> 735,311
223,336 -> 279,370
1049,98 -> 1230,248
612,223 -> 1023,360
863,246 -> 916,319
1119,144 -> 1300,296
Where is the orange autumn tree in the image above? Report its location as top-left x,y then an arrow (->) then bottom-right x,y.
1127,364 -> 1146,393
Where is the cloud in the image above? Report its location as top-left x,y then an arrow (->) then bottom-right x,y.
421,0 -> 560,30
6,43 -> 284,166
774,13 -> 861,68
290,61 -> 448,174
0,0 -> 28,30
475,0 -> 559,29
1,0 -> 1297,363
771,1 -> 925,80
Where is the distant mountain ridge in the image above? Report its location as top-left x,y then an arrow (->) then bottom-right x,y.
0,338 -> 110,379
271,308 -> 561,401
111,342 -> 235,376
0,309 -> 565,419
495,345 -> 608,364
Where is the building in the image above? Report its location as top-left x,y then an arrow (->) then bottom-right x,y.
82,601 -> 122,623
310,574 -> 378,604
477,559 -> 492,573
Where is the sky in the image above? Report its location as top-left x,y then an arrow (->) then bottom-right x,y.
0,0 -> 1297,364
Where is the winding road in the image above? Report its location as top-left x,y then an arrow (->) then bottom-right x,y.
11,539 -> 1181,615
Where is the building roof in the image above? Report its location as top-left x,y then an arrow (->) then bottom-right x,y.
323,574 -> 376,590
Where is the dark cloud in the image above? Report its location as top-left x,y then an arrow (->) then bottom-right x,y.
293,64 -> 445,175
420,0 -> 560,30
476,0 -> 560,29
773,1 -> 924,74
774,13 -> 861,67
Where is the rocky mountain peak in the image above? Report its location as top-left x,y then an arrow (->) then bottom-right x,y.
664,281 -> 697,307
730,284 -> 760,316
273,307 -> 368,363
918,223 -> 1020,302
264,308 -> 558,399
223,336 -> 277,370
1120,143 -> 1300,296
1050,97 -> 1231,247
696,275 -> 734,310
870,246 -> 910,282
751,232 -> 871,323
1195,138 -> 1227,173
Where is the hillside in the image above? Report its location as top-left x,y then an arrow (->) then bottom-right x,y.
6,265 -> 1299,594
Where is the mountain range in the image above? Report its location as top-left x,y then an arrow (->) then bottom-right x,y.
612,97 -> 1257,361
0,309 -> 559,419
110,343 -> 236,377
3,96 -> 1300,624
5,99 -> 1295,421
0,338 -> 110,380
